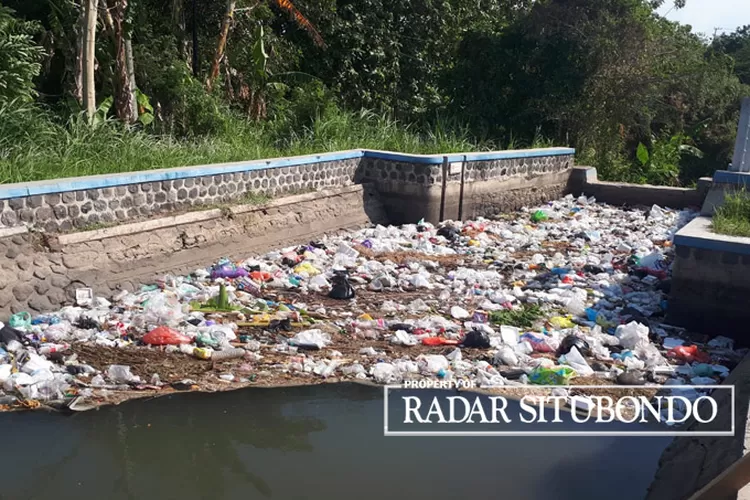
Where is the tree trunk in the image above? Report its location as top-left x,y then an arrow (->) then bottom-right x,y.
172,0 -> 189,64
104,0 -> 136,123
125,37 -> 138,121
83,0 -> 99,121
74,5 -> 86,106
206,0 -> 236,92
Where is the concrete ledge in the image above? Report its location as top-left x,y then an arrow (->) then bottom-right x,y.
674,216 -> 750,256
570,166 -> 708,209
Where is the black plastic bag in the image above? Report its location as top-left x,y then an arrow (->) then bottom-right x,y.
557,335 -> 591,356
0,324 -> 24,346
437,225 -> 460,241
268,318 -> 292,332
329,271 -> 355,300
461,329 -> 491,348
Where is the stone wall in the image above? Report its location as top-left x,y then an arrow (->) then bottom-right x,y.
358,151 -> 574,223
0,185 -> 386,315
0,157 -> 360,232
0,148 -> 574,232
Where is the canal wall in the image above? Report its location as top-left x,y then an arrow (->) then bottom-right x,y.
646,352 -> 750,500
568,167 -> 710,209
667,216 -> 750,343
0,148 -> 574,231
0,147 -> 721,316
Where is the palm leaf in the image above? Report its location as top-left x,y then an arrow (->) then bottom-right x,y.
271,0 -> 325,48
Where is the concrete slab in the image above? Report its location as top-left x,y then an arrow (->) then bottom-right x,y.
674,216 -> 750,255
731,97 -> 750,173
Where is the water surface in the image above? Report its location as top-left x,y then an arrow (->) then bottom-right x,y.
0,384 -> 667,500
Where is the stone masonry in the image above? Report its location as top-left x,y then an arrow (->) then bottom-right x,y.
0,151 -> 574,233
0,158 -> 359,232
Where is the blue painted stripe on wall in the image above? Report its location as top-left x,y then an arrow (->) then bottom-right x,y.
675,233 -> 750,256
364,148 -> 575,164
713,170 -> 750,186
0,147 -> 575,199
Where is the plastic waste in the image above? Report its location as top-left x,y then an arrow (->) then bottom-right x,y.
143,326 -> 192,345
291,329 -> 331,349
371,363 -> 401,384
615,322 -> 649,350
461,329 -> 491,348
558,335 -> 591,356
494,345 -> 519,366
667,345 -> 711,363
528,366 -> 576,385
107,365 -> 141,384
329,271 -> 355,300
560,346 -> 594,376
9,312 -> 31,330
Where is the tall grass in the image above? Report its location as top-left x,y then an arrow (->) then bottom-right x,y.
713,190 -> 750,237
0,103 -> 494,184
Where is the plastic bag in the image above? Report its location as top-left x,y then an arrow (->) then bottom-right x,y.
291,329 -> 331,349
666,345 -> 711,363
615,322 -> 649,350
371,363 -> 401,384
329,271 -> 355,300
559,346 -> 594,376
143,326 -> 192,345
520,333 -> 554,353
558,335 -> 591,356
9,312 -> 31,330
528,366 -> 576,385
494,345 -> 519,366
107,365 -> 141,384
461,329 -> 491,348
418,355 -> 450,374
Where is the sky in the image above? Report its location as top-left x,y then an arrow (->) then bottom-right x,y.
657,0 -> 749,37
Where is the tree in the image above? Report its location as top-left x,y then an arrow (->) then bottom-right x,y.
713,25 -> 750,86
101,0 -> 137,123
206,0 -> 324,93
0,5 -> 43,106
82,0 -> 99,121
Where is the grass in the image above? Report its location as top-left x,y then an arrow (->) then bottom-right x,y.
0,103 -> 493,184
489,304 -> 543,328
713,190 -> 750,237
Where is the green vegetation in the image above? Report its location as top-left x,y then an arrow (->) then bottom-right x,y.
489,304 -> 543,329
713,191 -> 750,237
0,0 -> 749,186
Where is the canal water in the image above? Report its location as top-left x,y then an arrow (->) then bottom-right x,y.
0,384 -> 668,500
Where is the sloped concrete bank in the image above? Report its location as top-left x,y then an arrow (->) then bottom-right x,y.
0,185 -> 386,315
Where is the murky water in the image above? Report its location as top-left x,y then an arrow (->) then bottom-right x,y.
0,384 -> 668,500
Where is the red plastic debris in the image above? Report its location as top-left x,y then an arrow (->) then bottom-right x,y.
421,337 -> 460,346
143,326 -> 192,346
666,345 -> 711,363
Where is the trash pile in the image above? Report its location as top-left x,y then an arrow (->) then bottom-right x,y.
0,195 -> 743,413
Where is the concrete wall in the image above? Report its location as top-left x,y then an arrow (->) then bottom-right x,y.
360,151 -> 573,223
647,352 -> 750,500
0,148 -> 575,231
0,185 -> 386,315
569,167 -> 710,209
667,216 -> 750,342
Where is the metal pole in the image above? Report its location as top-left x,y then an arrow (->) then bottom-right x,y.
192,0 -> 199,77
458,155 -> 466,221
439,157 -> 448,222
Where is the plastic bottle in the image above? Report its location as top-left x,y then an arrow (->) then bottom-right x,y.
211,348 -> 245,362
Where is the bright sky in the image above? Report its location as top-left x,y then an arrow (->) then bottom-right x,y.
657,0 -> 749,37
